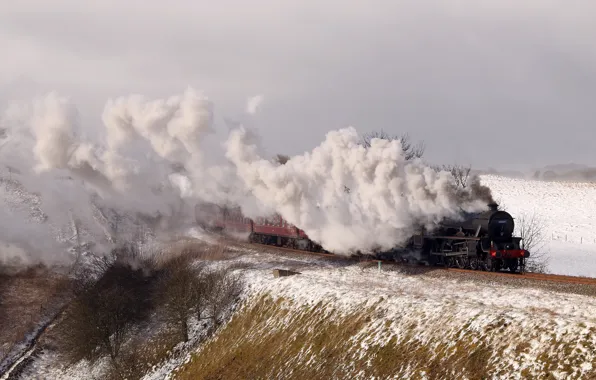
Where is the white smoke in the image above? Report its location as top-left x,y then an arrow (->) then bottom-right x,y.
0,86 -> 493,266
0,88 -> 226,265
245,95 -> 264,115
225,126 -> 488,254
0,196 -> 69,266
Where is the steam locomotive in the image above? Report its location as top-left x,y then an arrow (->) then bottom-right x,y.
195,202 -> 530,273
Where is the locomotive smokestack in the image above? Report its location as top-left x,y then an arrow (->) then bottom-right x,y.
488,202 -> 499,211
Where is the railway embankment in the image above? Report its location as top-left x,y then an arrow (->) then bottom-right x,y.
170,253 -> 596,380
9,244 -> 596,380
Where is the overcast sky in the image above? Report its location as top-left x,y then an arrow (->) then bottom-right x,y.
1,0 -> 596,170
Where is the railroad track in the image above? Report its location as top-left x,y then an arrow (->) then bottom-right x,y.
248,242 -> 596,286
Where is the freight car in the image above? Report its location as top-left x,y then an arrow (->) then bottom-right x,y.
194,202 -> 530,273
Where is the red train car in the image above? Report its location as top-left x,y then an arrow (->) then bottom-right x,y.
221,207 -> 253,234
195,202 -> 323,252
251,214 -> 323,251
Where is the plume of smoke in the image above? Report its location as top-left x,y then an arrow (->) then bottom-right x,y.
102,87 -> 213,162
245,95 -> 264,115
0,88 -> 227,266
0,203 -> 71,266
467,175 -> 494,204
0,86 -> 495,265
225,126 -> 488,254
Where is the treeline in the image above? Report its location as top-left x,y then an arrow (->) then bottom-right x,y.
53,244 -> 243,379
532,168 -> 596,182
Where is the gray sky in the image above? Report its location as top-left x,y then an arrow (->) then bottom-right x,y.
1,0 -> 596,171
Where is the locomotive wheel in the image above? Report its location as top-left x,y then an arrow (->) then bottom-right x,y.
444,256 -> 453,268
507,260 -> 519,273
483,258 -> 493,271
469,257 -> 479,270
454,256 -> 466,269
518,258 -> 526,274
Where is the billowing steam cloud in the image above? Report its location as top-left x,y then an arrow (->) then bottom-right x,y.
0,88 -> 221,265
1,87 -> 494,265
29,88 -> 214,198
226,126 -> 491,254
245,95 -> 264,115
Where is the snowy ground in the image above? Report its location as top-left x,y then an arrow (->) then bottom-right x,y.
14,234 -> 596,379
145,243 -> 596,380
481,175 -> 596,277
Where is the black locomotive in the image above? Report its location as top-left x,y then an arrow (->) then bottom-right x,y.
383,203 -> 530,273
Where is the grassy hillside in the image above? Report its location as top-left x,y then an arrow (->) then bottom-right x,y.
0,265 -> 70,361
174,292 -> 596,380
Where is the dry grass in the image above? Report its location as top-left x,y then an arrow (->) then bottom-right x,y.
105,326 -> 183,380
0,265 -> 71,361
174,294 -> 595,380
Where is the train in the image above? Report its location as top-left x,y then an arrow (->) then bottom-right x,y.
194,201 -> 530,273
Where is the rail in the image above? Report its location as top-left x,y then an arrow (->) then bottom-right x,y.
249,243 -> 596,286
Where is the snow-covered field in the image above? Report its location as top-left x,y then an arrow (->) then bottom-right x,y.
148,247 -> 596,380
481,175 -> 596,277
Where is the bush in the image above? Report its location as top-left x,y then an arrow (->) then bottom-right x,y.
201,269 -> 243,328
156,254 -> 243,341
156,256 -> 206,342
515,212 -> 549,273
55,245 -> 159,376
55,242 -> 244,379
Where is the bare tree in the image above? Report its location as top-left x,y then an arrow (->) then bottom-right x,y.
516,211 -> 549,273
56,245 -> 158,377
201,268 -> 243,327
156,256 -> 243,340
156,257 -> 206,342
432,164 -> 472,189
57,283 -> 143,377
55,243 -> 244,379
359,130 -> 425,160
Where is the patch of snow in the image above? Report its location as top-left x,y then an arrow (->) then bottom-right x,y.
238,255 -> 596,378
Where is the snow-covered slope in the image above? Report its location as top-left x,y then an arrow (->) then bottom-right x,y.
0,172 -> 161,265
13,237 -> 596,380
161,249 -> 596,380
480,175 -> 596,277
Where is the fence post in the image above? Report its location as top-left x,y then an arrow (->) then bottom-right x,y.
378,261 -> 381,273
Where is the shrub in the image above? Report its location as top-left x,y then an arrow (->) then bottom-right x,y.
55,245 -> 159,376
55,242 -> 244,379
